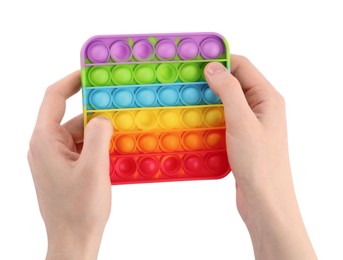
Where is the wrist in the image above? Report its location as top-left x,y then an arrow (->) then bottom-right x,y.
46,224 -> 105,260
236,170 -> 316,259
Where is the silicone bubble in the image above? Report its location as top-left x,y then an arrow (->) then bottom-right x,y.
88,67 -> 111,86
183,154 -> 203,174
178,38 -> 199,60
182,132 -> 203,151
89,89 -> 112,109
113,111 -> 135,131
157,86 -> 179,106
161,156 -> 182,176
112,88 -> 134,108
204,131 -> 225,149
137,134 -> 159,153
111,66 -> 133,85
116,157 -> 137,178
181,109 -> 203,128
204,107 -> 224,127
135,88 -> 157,107
133,40 -> 155,61
200,63 -> 207,80
138,156 -> 159,177
136,111 -> 158,130
115,135 -> 136,154
179,63 -> 201,82
156,39 -> 177,60
202,85 -> 221,104
110,41 -> 132,61
134,64 -> 156,84
156,64 -> 178,83
87,42 -> 110,63
159,110 -> 180,129
180,85 -> 202,105
205,152 -> 229,173
160,133 -> 181,152
200,37 -> 223,59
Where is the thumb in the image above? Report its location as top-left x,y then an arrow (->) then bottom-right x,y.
204,62 -> 255,131
80,117 -> 113,165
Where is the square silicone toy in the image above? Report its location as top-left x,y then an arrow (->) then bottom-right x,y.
81,32 -> 231,184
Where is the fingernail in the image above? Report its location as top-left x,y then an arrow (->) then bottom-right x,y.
205,62 -> 226,75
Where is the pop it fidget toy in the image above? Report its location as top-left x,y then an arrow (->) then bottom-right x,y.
81,33 -> 231,184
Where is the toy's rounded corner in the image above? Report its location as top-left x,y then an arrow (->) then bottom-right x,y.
205,32 -> 230,70
216,167 -> 232,180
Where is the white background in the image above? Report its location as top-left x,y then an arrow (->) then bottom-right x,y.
0,0 -> 342,259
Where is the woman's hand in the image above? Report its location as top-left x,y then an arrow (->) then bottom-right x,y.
28,71 -> 113,260
205,56 -> 317,260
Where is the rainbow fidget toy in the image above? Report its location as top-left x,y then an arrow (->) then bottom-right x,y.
81,32 -> 231,184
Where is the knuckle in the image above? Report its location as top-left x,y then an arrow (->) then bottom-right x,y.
28,134 -> 38,156
44,85 -> 54,96
269,90 -> 286,111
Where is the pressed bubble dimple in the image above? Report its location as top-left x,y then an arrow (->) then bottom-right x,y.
111,66 -> 133,85
200,37 -> 223,59
204,131 -> 226,149
158,86 -> 179,106
89,89 -> 112,109
202,85 -> 221,104
160,133 -> 181,152
180,85 -> 202,105
134,64 -> 156,84
179,63 -> 201,82
136,111 -> 158,130
204,108 -> 224,127
115,135 -> 136,153
113,111 -> 135,131
183,154 -> 203,174
159,110 -> 179,129
135,88 -> 157,107
156,39 -> 177,60
156,64 -> 178,83
110,41 -> 132,61
178,38 -> 199,60
182,132 -> 203,151
116,157 -> 136,178
133,40 -> 155,61
137,134 -> 159,153
181,109 -> 202,128
138,157 -> 159,177
161,156 -> 182,176
205,152 -> 229,173
87,42 -> 110,63
88,67 -> 110,86
112,89 -> 134,108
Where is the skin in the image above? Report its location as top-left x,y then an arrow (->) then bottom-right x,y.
28,55 -> 317,259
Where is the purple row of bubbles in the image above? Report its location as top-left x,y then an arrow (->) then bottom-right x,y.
86,37 -> 224,63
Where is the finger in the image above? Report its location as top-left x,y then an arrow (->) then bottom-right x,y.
230,55 -> 274,93
204,62 -> 257,131
230,55 -> 285,124
79,117 -> 113,169
36,71 -> 81,126
62,114 -> 84,143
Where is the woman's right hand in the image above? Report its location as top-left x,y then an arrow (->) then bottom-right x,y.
204,56 -> 317,260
